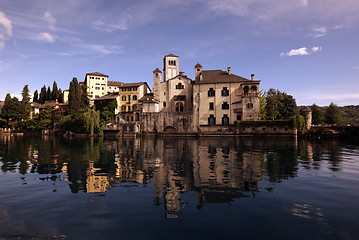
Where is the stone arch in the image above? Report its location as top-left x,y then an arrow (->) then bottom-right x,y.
164,126 -> 177,133
129,125 -> 134,132
250,85 -> 257,92
243,86 -> 249,95
176,102 -> 184,112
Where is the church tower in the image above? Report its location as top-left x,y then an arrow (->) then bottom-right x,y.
163,54 -> 179,81
153,68 -> 162,101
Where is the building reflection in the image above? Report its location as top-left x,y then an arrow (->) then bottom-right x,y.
0,135 -> 350,216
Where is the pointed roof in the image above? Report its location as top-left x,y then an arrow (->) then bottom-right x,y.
153,68 -> 162,73
165,53 -> 178,57
195,63 -> 202,68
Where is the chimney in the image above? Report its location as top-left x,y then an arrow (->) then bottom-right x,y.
251,74 -> 254,81
227,67 -> 231,74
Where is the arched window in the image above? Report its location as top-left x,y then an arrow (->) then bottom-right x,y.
176,83 -> 184,89
176,102 -> 184,112
173,60 -> 176,66
251,86 -> 257,92
243,86 -> 249,95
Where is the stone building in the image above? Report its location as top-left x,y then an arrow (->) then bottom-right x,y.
141,54 -> 260,134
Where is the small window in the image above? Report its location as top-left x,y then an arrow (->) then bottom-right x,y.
221,87 -> 229,96
222,102 -> 229,110
222,114 -> 229,126
236,115 -> 241,121
128,106 -> 131,112
122,96 -> 126,101
163,102 -> 166,107
121,106 -> 126,111
247,103 -> 253,109
133,95 -> 137,100
208,88 -> 215,97
209,102 -> 214,110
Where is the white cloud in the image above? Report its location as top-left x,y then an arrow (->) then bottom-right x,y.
44,11 -> 56,30
280,46 -> 322,57
92,13 -> 132,32
36,32 -> 55,43
76,43 -> 123,55
353,66 -> 359,70
0,11 -> 13,50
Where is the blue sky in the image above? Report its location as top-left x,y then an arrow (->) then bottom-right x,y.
0,0 -> 358,106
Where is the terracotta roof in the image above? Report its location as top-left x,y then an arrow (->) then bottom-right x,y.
108,81 -> 124,87
165,53 -> 178,57
94,93 -> 120,101
195,63 -> 202,68
194,70 -> 259,84
86,72 -> 109,77
120,82 -> 149,88
153,68 -> 162,73
138,93 -> 159,103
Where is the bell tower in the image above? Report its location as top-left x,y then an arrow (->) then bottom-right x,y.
163,54 -> 179,81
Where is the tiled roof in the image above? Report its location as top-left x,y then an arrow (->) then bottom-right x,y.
165,53 -> 178,57
138,93 -> 159,103
194,70 -> 259,84
195,63 -> 202,68
108,81 -> 124,87
86,72 -> 109,77
153,68 -> 162,73
93,93 -> 120,101
120,82 -> 147,88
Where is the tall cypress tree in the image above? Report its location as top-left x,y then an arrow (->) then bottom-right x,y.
21,85 -> 31,119
68,77 -> 81,112
39,85 -> 47,104
58,88 -> 64,103
52,81 -> 59,100
46,86 -> 52,101
33,90 -> 39,103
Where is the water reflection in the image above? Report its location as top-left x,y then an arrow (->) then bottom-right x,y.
0,135 -> 354,215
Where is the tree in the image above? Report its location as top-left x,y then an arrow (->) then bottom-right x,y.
1,94 -> 27,124
81,84 -> 89,108
46,86 -> 52,101
39,85 -> 47,104
265,88 -> 297,120
21,85 -> 31,119
325,102 -> 342,124
57,88 -> 64,103
33,90 -> 39,103
83,109 -> 100,135
52,81 -> 59,100
311,104 -> 324,125
68,77 -> 82,112
259,89 -> 267,120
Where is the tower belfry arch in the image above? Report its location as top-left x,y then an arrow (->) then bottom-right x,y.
163,54 -> 179,81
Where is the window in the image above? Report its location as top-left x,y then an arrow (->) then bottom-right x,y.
174,95 -> 186,101
128,95 -> 131,101
163,102 -> 166,107
208,88 -> 215,97
221,87 -> 229,96
236,115 -> 241,121
133,87 -> 137,91
208,115 -> 216,125
247,103 -> 253,109
222,114 -> 229,126
128,106 -> 131,112
209,102 -> 214,110
122,96 -> 126,101
176,102 -> 184,112
222,102 -> 229,110
176,83 -> 184,89
121,106 -> 126,111
122,88 -> 126,92
243,86 -> 249,95
128,88 -> 132,91
102,87 -> 104,90
133,95 -> 137,100
90,77 -> 94,79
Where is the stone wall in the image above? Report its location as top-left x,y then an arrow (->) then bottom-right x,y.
141,112 -> 196,134
238,121 -> 297,136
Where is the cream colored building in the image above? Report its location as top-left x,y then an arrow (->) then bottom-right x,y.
84,72 -> 109,102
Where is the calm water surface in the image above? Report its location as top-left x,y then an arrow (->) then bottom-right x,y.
0,135 -> 358,240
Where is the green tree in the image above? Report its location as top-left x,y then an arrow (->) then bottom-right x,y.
259,89 -> 267,120
57,88 -> 64,103
21,85 -> 31,119
266,88 -> 297,120
311,104 -> 324,125
52,81 -> 59,100
33,90 -> 39,103
81,84 -> 89,108
46,86 -> 52,101
68,77 -> 82,113
39,85 -> 47,104
325,102 -> 342,124
83,109 -> 100,135
1,94 -> 27,124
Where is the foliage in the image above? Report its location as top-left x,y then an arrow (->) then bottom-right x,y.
293,114 -> 305,134
311,104 -> 324,125
266,88 -> 297,120
83,109 -> 100,135
59,113 -> 86,133
95,99 -> 117,123
259,89 -> 267,120
33,90 -> 39,103
21,85 -> 31,119
1,94 -> 27,123
16,106 -> 53,131
325,102 -> 342,124
39,85 -> 47,104
68,77 -> 87,113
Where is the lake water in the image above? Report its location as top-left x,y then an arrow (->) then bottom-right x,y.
0,135 -> 358,240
